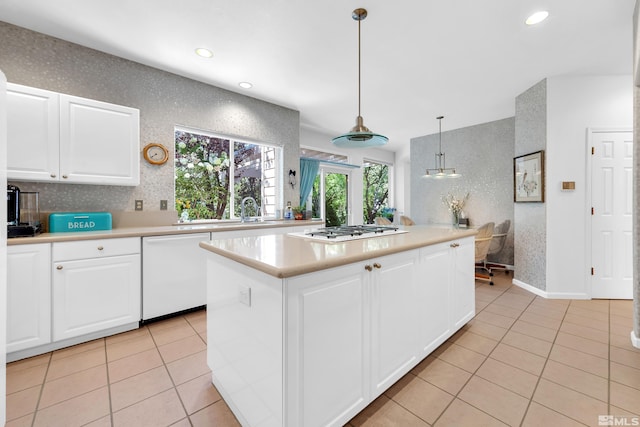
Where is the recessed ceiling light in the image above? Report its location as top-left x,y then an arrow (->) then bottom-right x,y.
195,48 -> 213,58
525,11 -> 549,25
238,82 -> 253,89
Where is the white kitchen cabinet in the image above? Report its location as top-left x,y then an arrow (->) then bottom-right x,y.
287,249 -> 421,426
450,237 -> 475,330
369,251 -> 419,396
6,84 -> 60,182
52,238 -> 141,341
142,233 -> 209,320
286,263 -> 370,427
7,83 -> 140,185
417,242 -> 453,357
6,244 -> 52,353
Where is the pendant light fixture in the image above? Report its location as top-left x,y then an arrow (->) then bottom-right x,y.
423,116 -> 460,179
332,8 -> 388,148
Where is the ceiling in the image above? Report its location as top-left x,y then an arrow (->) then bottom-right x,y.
0,0 -> 635,157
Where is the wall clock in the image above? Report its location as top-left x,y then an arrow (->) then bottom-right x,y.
143,143 -> 169,165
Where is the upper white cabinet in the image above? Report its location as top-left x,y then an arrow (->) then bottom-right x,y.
6,84 -> 60,182
7,83 -> 140,186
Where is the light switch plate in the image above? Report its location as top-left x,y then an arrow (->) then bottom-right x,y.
135,200 -> 143,211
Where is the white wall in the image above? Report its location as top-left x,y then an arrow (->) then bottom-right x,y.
1,69 -> 8,425
300,126 -> 396,224
546,75 -> 633,296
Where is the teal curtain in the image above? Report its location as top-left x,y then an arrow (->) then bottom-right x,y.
299,158 -> 320,206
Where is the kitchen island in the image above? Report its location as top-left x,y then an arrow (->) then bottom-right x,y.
199,225 -> 477,427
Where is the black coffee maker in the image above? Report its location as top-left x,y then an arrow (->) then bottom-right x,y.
7,185 -> 42,238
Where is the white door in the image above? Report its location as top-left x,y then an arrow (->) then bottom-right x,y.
590,129 -> 633,299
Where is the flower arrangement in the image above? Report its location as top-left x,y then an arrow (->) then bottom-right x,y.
442,192 -> 469,226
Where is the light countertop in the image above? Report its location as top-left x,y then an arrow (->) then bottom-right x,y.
199,225 -> 477,278
7,219 -> 322,245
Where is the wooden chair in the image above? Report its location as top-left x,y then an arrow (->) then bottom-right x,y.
400,215 -> 415,226
374,217 -> 392,225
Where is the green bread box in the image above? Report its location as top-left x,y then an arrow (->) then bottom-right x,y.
49,212 -> 112,233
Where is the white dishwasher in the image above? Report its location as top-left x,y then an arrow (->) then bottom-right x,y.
142,233 -> 209,320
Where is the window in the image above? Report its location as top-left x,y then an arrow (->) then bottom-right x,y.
175,128 -> 279,220
363,160 -> 391,224
300,148 -> 352,226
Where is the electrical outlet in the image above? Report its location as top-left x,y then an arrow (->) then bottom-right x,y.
135,200 -> 143,211
160,200 -> 168,210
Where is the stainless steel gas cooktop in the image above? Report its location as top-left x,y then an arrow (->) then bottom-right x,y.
289,225 -> 407,242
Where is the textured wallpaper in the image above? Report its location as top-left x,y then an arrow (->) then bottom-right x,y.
0,22 -> 300,222
410,117 -> 515,265
514,79 -> 547,291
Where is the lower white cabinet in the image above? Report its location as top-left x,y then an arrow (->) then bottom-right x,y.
52,238 -> 141,341
7,244 -> 52,353
142,233 -> 209,320
450,237 -> 475,329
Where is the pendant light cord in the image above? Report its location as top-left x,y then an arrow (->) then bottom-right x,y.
357,16 -> 362,118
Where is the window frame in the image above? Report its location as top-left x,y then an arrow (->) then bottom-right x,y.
174,126 -> 282,220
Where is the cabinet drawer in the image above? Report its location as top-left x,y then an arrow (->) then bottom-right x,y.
53,237 -> 140,261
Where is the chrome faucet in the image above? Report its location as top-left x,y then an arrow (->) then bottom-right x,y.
240,197 -> 261,222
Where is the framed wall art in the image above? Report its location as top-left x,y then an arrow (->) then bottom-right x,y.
514,150 -> 544,202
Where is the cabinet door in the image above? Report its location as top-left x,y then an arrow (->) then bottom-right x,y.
142,233 -> 208,320
7,244 -> 52,352
451,237 -> 475,330
52,254 -> 141,341
59,94 -> 139,185
417,242 -> 452,357
6,83 -> 60,182
370,251 -> 419,396
286,264 -> 370,427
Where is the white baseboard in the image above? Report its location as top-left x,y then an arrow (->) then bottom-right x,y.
512,279 -> 590,300
632,331 -> 640,349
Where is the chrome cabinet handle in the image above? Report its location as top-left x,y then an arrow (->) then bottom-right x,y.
450,243 -> 459,248
373,263 -> 382,269
97,246 -> 104,251
56,265 -> 63,270
364,265 -> 373,271
50,173 -> 56,178
62,175 -> 68,179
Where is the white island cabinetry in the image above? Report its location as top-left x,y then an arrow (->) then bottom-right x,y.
201,227 -> 476,427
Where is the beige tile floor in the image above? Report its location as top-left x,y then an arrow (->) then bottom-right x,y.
5,273 -> 640,426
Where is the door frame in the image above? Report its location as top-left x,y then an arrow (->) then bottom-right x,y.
319,165 -> 353,226
585,127 -> 633,299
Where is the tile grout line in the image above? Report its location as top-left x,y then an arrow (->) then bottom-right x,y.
516,300 -> 567,427
29,352 -> 53,427
426,279 -> 515,427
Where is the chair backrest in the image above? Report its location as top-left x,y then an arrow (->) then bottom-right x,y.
474,222 -> 495,262
400,215 -> 415,226
488,219 -> 510,256
374,216 -> 392,225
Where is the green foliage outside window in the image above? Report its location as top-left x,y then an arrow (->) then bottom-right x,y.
175,131 -> 230,220
363,163 -> 390,224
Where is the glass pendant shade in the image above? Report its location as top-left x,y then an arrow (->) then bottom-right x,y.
332,116 -> 389,147
332,8 -> 387,148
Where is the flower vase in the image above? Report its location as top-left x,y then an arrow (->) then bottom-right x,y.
452,212 -> 460,228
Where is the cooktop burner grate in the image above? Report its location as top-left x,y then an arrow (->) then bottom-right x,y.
306,225 -> 400,239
